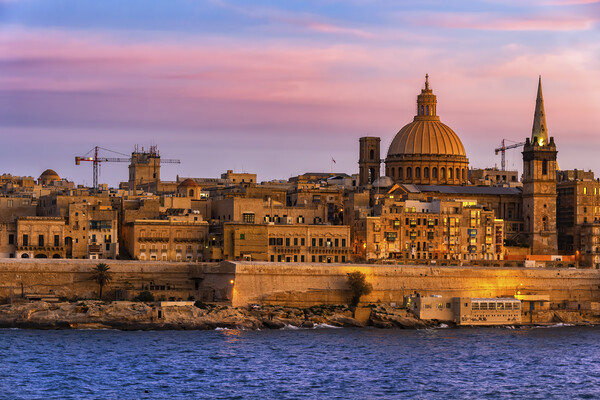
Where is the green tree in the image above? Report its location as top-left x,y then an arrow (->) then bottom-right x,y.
90,263 -> 112,300
347,271 -> 373,312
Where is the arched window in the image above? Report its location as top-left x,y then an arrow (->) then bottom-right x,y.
370,149 -> 374,160
426,105 -> 429,116
440,167 -> 445,179
432,167 -> 438,179
420,105 -> 424,115
390,168 -> 395,179
542,216 -> 548,231
398,167 -> 403,180
456,168 -> 460,181
407,167 -> 412,179
424,167 -> 429,178
189,189 -> 194,197
415,167 -> 421,178
449,168 -> 453,179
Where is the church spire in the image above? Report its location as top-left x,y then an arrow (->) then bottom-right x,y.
531,76 -> 548,145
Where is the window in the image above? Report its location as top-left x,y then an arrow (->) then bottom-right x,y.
542,160 -> 548,175
294,238 -> 298,246
319,238 -> 324,247
22,234 -> 28,246
342,239 -> 346,247
106,243 -> 110,251
38,235 -> 44,246
286,238 -> 290,246
240,233 -> 245,240
242,213 -> 255,223
312,238 -> 316,247
301,238 -> 305,246
8,234 -> 14,245
54,235 -> 59,247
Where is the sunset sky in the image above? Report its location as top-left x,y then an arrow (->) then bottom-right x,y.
1,0 -> 599,186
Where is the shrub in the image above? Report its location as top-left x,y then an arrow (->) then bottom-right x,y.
194,301 -> 208,309
134,291 -> 155,302
347,271 -> 373,309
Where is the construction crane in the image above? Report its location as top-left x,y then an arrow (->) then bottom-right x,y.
75,145 -> 181,191
494,139 -> 526,171
75,146 -> 131,190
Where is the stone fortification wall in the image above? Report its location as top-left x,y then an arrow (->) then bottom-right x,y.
1,260 -> 600,309
228,262 -> 600,308
0,259 -> 218,301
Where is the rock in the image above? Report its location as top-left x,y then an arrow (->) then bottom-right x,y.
371,319 -> 394,329
300,320 -> 314,328
261,318 -> 286,329
330,316 -> 364,328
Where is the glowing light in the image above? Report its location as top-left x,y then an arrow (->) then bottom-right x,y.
539,138 -> 544,146
230,280 -> 235,284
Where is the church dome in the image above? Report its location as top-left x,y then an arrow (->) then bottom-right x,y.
385,75 -> 469,186
178,178 -> 198,188
373,176 -> 394,188
39,169 -> 60,181
387,120 -> 465,157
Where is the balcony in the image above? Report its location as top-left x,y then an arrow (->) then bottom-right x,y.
309,246 -> 351,254
88,244 -> 101,253
138,236 -> 169,243
273,246 -> 301,254
17,245 -> 64,251
174,238 -> 203,243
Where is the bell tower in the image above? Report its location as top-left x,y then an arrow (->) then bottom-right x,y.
522,77 -> 558,254
359,137 -> 381,186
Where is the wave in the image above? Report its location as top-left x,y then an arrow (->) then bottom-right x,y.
313,323 -> 341,329
533,323 -> 576,329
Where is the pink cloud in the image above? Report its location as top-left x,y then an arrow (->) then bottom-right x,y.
407,11 -> 596,31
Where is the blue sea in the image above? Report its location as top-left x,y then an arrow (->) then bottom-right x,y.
0,326 -> 598,399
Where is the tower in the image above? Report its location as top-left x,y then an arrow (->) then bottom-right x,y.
128,145 -> 161,191
359,137 -> 381,186
522,77 -> 558,254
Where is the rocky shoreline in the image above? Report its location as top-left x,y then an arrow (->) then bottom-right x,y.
0,301 -> 597,331
0,301 -> 439,331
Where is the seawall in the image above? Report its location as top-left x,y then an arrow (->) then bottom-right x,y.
226,262 -> 600,308
1,260 -> 599,309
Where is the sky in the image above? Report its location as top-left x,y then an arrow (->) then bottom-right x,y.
0,0 -> 599,186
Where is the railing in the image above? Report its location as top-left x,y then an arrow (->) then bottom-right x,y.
138,237 -> 169,242
308,246 -> 351,254
17,245 -> 64,251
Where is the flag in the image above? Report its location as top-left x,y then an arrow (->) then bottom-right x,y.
331,157 -> 336,164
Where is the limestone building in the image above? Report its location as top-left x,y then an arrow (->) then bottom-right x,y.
122,215 -> 209,262
222,223 -> 351,263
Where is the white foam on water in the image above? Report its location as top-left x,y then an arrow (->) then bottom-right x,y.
313,323 -> 341,329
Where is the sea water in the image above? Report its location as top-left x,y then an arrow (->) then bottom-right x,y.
0,326 -> 598,399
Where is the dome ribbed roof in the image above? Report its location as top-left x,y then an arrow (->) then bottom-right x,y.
39,169 -> 60,180
387,120 -> 466,157
178,178 -> 198,187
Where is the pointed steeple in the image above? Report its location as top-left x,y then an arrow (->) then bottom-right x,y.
531,76 -> 548,144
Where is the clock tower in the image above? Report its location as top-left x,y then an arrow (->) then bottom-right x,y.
522,77 -> 558,254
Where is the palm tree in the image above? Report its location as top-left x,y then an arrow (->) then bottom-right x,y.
91,263 -> 112,300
